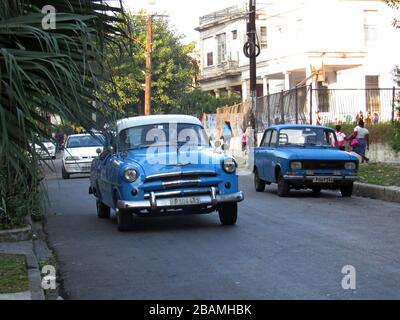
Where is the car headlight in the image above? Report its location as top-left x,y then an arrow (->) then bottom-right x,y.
124,168 -> 138,182
65,156 -> 80,161
222,158 -> 236,173
344,162 -> 356,170
290,161 -> 302,170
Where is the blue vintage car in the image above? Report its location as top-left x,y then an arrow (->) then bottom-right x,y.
89,115 -> 244,231
254,124 -> 359,197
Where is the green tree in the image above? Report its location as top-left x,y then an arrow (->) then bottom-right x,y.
0,0 -> 124,227
385,0 -> 400,28
173,89 -> 241,118
98,13 -> 197,119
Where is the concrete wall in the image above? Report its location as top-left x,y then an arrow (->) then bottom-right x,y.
367,142 -> 400,163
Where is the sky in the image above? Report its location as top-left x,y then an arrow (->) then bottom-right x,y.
121,0 -> 246,43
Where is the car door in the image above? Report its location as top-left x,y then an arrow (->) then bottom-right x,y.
263,129 -> 278,182
97,151 -> 116,208
256,130 -> 272,180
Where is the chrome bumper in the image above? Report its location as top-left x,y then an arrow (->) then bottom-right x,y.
283,175 -> 358,182
117,189 -> 244,211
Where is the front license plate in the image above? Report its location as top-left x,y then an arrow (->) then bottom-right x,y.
312,177 -> 334,183
169,197 -> 202,206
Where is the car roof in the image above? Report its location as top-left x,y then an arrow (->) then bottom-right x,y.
267,124 -> 334,131
117,115 -> 202,132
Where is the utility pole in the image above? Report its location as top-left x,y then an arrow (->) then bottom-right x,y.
243,0 -> 260,169
243,0 -> 259,132
144,15 -> 153,116
249,0 -> 257,110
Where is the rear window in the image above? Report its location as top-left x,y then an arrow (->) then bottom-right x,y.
66,135 -> 105,148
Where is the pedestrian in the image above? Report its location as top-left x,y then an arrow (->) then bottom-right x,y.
355,110 -> 364,124
373,112 -> 379,125
365,111 -> 373,127
241,131 -> 247,153
223,122 -> 232,152
316,110 -> 322,126
335,125 -> 346,151
348,120 -> 370,163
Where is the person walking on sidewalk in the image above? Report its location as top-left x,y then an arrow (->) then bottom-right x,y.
348,120 -> 370,163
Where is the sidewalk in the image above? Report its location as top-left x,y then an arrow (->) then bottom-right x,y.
0,240 -> 44,300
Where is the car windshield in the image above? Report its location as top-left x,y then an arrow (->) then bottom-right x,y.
118,123 -> 210,151
278,128 -> 336,147
66,135 -> 105,148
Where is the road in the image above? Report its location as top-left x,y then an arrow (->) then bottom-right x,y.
43,158 -> 400,299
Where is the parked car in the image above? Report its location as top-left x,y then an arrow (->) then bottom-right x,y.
34,139 -> 56,160
62,133 -> 105,179
254,124 -> 359,197
89,115 -> 244,231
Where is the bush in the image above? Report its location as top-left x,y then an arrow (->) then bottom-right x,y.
0,164 -> 44,230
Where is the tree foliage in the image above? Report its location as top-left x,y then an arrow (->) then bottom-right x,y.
0,0 -> 124,227
173,89 -> 242,118
385,0 -> 400,28
98,13 -> 197,119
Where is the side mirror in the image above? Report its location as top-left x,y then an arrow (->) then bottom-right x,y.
96,148 -> 102,155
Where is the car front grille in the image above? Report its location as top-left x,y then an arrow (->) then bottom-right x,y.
143,171 -> 219,191
301,160 -> 346,170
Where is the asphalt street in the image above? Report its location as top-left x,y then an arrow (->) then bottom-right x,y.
43,158 -> 400,299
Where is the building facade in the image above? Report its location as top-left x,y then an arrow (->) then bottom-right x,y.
196,0 -> 400,113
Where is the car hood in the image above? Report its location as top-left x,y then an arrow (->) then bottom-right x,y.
278,147 -> 358,161
34,142 -> 55,150
122,146 -> 223,177
64,146 -> 102,158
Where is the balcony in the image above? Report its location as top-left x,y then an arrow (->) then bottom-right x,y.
202,60 -> 241,80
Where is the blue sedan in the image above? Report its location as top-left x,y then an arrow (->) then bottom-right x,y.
89,115 -> 244,231
254,125 -> 359,197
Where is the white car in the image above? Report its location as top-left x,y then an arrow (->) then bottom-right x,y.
62,133 -> 104,179
35,140 -> 56,160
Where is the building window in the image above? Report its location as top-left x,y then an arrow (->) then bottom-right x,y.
207,52 -> 213,66
317,82 -> 330,112
260,26 -> 267,49
216,33 -> 226,64
232,30 -> 237,40
364,10 -> 378,47
365,75 -> 380,113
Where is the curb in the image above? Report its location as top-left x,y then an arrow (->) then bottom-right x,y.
0,225 -> 32,243
354,182 -> 400,203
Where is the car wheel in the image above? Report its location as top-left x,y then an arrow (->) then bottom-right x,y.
312,187 -> 322,194
254,169 -> 266,192
277,175 -> 290,197
340,184 -> 353,197
96,199 -> 110,219
116,209 -> 134,232
61,166 -> 70,179
218,202 -> 238,225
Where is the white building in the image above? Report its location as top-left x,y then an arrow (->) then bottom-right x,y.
197,0 -> 400,120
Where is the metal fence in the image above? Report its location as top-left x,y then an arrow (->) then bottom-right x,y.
255,85 -> 400,133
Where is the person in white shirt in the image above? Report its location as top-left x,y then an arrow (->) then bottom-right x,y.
335,125 -> 346,151
349,120 -> 370,163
